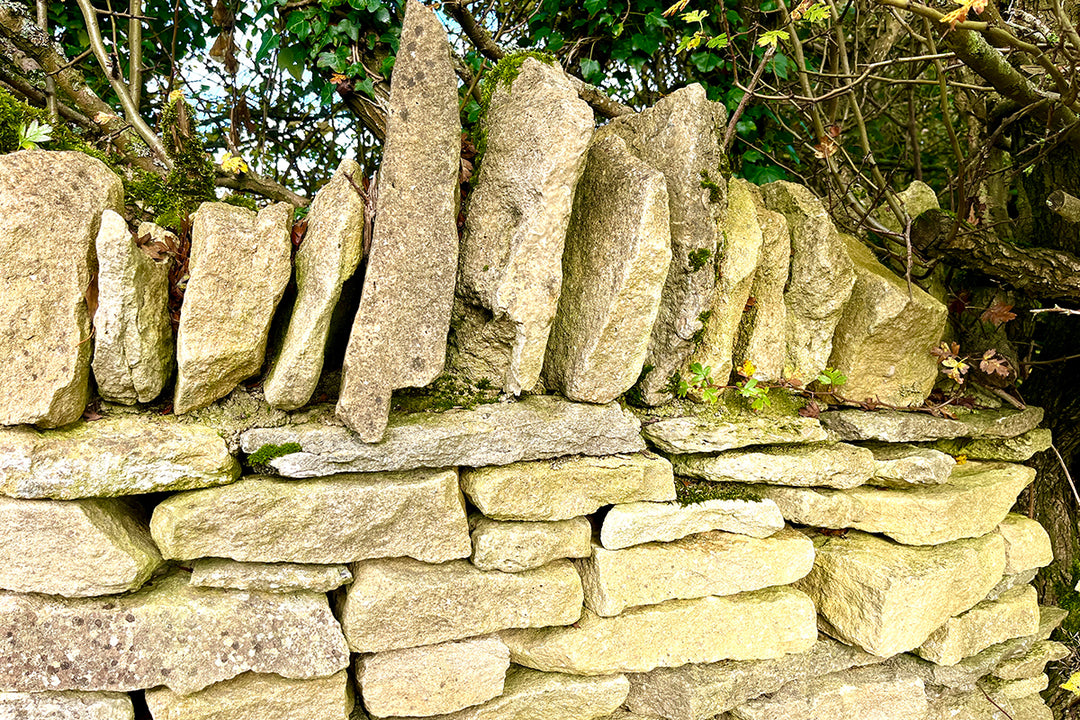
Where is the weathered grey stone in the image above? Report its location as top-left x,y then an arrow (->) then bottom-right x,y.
993,640 -> 1069,680
357,636 -> 509,717
733,195 -> 790,383
798,530 -> 1006,657
625,635 -> 883,720
454,57 -> 592,396
0,495 -> 161,597
579,527 -> 814,616
596,84 -> 727,406
0,691 -> 133,719
760,181 -> 855,382
917,586 -> 1040,666
0,415 -> 239,499
150,469 -> 469,564
925,687 -> 1031,720
980,674 -> 1048,699
340,557 -> 583,653
92,212 -> 173,405
189,558 -> 352,593
265,159 -> 364,411
931,428 -> 1053,462
874,181 -> 940,234
753,461 -> 1036,545
471,515 -> 591,572
672,442 -> 874,489
174,201 -> 292,413
821,406 -> 1044,442
641,412 -> 827,454
0,150 -> 124,427
985,569 -> 1038,602
501,587 -> 816,676
866,443 -> 955,487
995,513 -> 1053,575
599,497 -> 785,549
0,571 -> 349,694
730,664 -> 928,720
460,452 -> 673,522
145,670 -> 352,720
337,2 -> 459,440
543,134 -> 671,403
827,234 -> 946,406
242,396 -> 644,477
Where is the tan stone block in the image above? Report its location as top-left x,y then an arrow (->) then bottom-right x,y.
641,413 -> 826,454
917,585 -> 1040,666
189,558 -> 352,593
470,515 -> 591,572
995,513 -> 1053,575
599,497 -> 784,549
672,442 -> 874,489
145,671 -> 352,720
0,691 -> 133,719
993,640 -> 1069,680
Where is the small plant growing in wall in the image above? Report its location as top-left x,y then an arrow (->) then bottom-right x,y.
673,359 -> 847,412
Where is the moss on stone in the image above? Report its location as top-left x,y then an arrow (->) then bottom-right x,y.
699,168 -> 723,204
247,442 -> 302,465
391,373 -> 499,414
471,50 -> 557,165
688,247 -> 712,271
675,477 -> 760,506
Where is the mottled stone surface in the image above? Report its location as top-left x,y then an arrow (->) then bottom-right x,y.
0,571 -> 349,694
145,670 -> 352,720
672,442 -> 874,489
189,558 -> 352,593
544,134 -> 670,403
993,640 -> 1068,680
357,636 -> 509,717
820,406 -> 1044,442
265,158 -> 364,411
92,212 -> 173,404
1009,693 -> 1054,720
641,412 -> 826,454
925,687 -> 1037,720
0,415 -> 239,499
241,396 -> 644,477
981,674 -> 1048,699
337,1 -> 459,440
0,495 -> 161,597
917,585 -> 1040,666
995,513 -> 1053,575
0,150 -> 124,427
471,515 -> 592,572
596,84 -> 727,405
986,569 -> 1038,602
501,587 -> 816,675
579,527 -> 814,616
932,428 -> 1053,462
460,452 -> 672,521
866,443 -> 955,487
454,57 -> 592,395
599,497 -> 785,549
174,201 -> 291,413
150,469 -> 469,564
340,557 -> 583,653
798,530 -> 1005,657
0,690 -> 133,719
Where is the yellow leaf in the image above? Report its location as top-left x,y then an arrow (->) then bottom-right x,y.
955,455 -> 967,465
220,153 -> 249,174
168,89 -> 185,103
662,0 -> 691,17
740,360 -> 756,378
1062,672 -> 1080,694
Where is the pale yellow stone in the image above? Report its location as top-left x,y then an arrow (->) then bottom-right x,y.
993,640 -> 1069,680
0,691 -> 133,720
672,442 -> 874,489
995,513 -> 1053,575
917,585 -> 1040,666
599,497 -> 784,549
145,671 -> 352,720
470,515 -> 592,572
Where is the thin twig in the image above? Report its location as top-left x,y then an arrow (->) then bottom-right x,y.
1052,443 -> 1080,509
724,45 -> 774,152
1031,305 -> 1080,315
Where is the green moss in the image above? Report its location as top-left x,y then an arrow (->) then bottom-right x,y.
688,247 -> 712,271
471,50 -> 557,165
247,442 -> 302,465
676,478 -> 760,506
692,310 -> 712,347
223,193 -> 258,211
391,373 -> 499,413
700,169 -> 724,204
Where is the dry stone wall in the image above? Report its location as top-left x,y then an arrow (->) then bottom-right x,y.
0,3 -> 1065,719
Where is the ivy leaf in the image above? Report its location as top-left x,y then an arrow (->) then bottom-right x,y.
584,0 -> 606,16
579,57 -> 602,81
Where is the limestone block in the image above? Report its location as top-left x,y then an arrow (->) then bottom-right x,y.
543,133 -> 671,403
265,158 -> 364,411
500,587 -> 816,675
145,670 -> 352,720
0,495 -> 161,597
981,674 -> 1048,699
0,571 -> 349,694
1009,693 -> 1054,720
0,150 -> 124,427
926,687 -> 1032,720
0,690 -> 133,719
150,469 -> 470,564
798,530 -> 1006,657
241,396 -> 644,477
174,201 -> 292,413
579,527 -> 814,616
933,428 -> 1053,462
92,212 -> 173,404
820,406 -> 1044,442
357,636 -> 509,717
460,452 -> 673,521
995,513 -> 1053,575
454,57 -> 592,395
0,415 -> 239,499
641,413 -> 826,454
470,515 -> 592,572
599,497 -> 785,549
874,181 -> 940,234
337,1 -> 459,440
760,181 -> 855,382
594,84 -> 727,406
866,443 -> 955,487
917,586 -> 1040,666
994,640 -> 1069,680
986,569 -> 1038,602
189,558 -> 352,593
672,442 -> 874,489
339,557 -> 583,652
753,461 -> 1037,545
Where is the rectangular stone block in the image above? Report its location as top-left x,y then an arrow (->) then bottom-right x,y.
641,413 -> 827,454
672,443 -> 875,489
0,690 -> 133,720
916,585 -> 1040,666
145,670 -> 353,720
189,558 -> 352,593
599,497 -> 784,549
995,513 -> 1053,575
820,406 -> 1043,442
470,515 -> 592,572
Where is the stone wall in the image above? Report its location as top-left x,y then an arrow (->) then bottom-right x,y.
0,1 -> 1065,719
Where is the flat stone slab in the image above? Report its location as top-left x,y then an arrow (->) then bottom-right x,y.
460,451 -> 672,521
471,515 -> 592,572
672,443 -> 875,489
339,557 -> 583,653
500,587 -> 816,676
150,469 -> 470,564
932,428 -> 1053,462
993,640 -> 1069,680
578,527 -> 814,616
752,461 -> 1036,545
599,497 -> 785,549
0,495 -> 161,597
981,673 -> 1048,699
917,585 -> 1040,666
641,413 -> 827,454
866,443 -> 955,487
0,690 -> 133,719
995,513 -> 1053,575
798,530 -> 1005,657
241,396 -> 644,477
357,636 -> 509,717
145,670 -> 352,720
189,558 -> 352,593
0,415 -> 239,499
820,406 -> 1043,442
926,687 -> 1043,720
0,571 -> 349,694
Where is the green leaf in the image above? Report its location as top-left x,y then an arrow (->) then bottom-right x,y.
690,51 -> 722,73
579,57 -> 602,81
584,0 -> 605,16
254,32 -> 279,62
631,32 -> 660,54
375,6 -> 390,23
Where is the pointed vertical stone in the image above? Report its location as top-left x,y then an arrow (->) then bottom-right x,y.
337,0 -> 460,440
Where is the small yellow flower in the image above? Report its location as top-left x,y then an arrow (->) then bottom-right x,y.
955,455 -> 967,465
220,153 -> 249,174
739,360 -> 756,378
